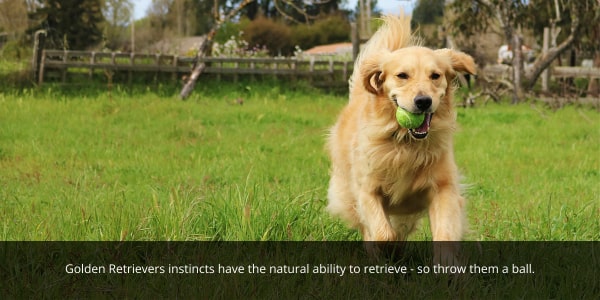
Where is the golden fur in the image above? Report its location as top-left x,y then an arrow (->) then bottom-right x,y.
326,15 -> 476,262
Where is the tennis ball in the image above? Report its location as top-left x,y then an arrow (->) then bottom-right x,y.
395,108 -> 425,129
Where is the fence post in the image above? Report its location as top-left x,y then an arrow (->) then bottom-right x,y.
62,50 -> 68,83
38,49 -> 46,86
234,60 -> 239,83
172,55 -> 178,81
291,59 -> 297,82
343,61 -> 348,83
129,52 -> 135,84
541,27 -> 550,93
32,30 -> 46,83
90,52 -> 96,79
154,54 -> 160,82
329,57 -> 334,83
309,56 -> 315,84
250,60 -> 256,82
218,58 -> 222,82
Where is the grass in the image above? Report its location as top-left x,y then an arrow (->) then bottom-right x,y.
0,81 -> 598,241
0,81 -> 598,298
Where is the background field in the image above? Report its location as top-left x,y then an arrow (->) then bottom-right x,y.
0,82 -> 598,241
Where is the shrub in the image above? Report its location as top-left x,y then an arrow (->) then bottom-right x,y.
242,17 -> 292,56
1,39 -> 30,60
212,31 -> 269,58
291,15 -> 350,51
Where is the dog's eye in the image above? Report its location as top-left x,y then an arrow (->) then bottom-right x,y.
397,72 -> 409,79
431,73 -> 441,80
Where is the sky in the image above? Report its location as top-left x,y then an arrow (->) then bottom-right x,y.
133,0 -> 415,20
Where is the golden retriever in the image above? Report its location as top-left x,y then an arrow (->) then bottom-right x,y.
326,15 -> 476,263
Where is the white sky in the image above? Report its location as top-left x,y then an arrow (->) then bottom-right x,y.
133,0 -> 415,20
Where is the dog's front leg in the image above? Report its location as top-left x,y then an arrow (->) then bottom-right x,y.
357,185 -> 396,241
428,181 -> 465,265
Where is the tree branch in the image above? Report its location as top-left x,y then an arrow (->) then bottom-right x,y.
525,1 -> 580,89
179,0 -> 255,100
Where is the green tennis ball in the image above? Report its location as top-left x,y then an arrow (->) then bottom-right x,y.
395,108 -> 425,129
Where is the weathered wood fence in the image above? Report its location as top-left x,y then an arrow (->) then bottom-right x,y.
483,64 -> 600,93
35,49 -> 599,94
483,64 -> 600,80
36,49 -> 354,88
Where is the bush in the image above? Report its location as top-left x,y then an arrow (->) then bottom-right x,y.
243,17 -> 292,56
1,39 -> 30,60
212,31 -> 269,58
215,20 -> 248,45
291,15 -> 350,51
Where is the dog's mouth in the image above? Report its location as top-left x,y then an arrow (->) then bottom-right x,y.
391,96 -> 433,140
408,113 -> 432,139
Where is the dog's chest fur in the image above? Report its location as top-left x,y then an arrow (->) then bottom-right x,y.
359,129 -> 447,213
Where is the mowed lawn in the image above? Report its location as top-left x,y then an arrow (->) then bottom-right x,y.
0,83 -> 598,241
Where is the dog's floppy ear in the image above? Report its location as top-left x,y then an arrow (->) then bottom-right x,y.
361,57 -> 385,95
434,49 -> 477,75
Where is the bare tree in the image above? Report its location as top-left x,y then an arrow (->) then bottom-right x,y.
179,0 -> 255,99
179,0 -> 332,99
450,0 -> 593,103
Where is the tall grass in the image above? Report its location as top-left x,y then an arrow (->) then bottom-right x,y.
0,82 -> 598,241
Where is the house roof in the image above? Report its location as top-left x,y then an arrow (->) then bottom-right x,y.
304,42 -> 352,55
149,36 -> 206,55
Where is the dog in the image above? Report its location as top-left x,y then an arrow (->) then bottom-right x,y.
326,15 -> 476,264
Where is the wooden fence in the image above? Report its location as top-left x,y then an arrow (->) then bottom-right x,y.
37,49 -> 354,88
35,49 -> 599,94
483,64 -> 600,91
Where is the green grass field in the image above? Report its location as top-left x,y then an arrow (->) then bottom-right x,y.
0,82 -> 598,241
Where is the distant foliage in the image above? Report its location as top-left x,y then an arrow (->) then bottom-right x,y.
242,17 -> 292,56
28,0 -> 105,50
291,15 -> 350,50
411,0 -> 445,27
238,14 -> 350,57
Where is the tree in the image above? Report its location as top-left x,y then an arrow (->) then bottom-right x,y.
411,0 -> 443,26
28,0 -> 105,50
0,0 -> 29,37
102,0 -> 133,50
449,0 -> 596,102
411,0 -> 444,47
179,0 -> 255,99
179,0 -> 338,99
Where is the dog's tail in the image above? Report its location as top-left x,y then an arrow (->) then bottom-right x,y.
349,14 -> 416,94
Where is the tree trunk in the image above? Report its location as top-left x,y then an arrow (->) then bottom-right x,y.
511,35 -> 524,104
179,0 -> 255,100
524,1 -> 580,90
179,28 -> 217,100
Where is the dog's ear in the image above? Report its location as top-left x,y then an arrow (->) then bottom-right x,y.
361,58 -> 385,95
364,70 -> 384,94
434,49 -> 477,75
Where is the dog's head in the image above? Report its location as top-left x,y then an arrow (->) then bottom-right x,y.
361,47 -> 476,139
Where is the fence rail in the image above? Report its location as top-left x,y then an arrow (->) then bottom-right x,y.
483,64 -> 600,79
37,50 -> 354,87
36,49 -> 599,93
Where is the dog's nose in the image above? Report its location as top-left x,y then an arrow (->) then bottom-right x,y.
414,95 -> 432,111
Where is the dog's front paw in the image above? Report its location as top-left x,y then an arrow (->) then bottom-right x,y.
372,226 -> 397,241
433,242 -> 461,266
